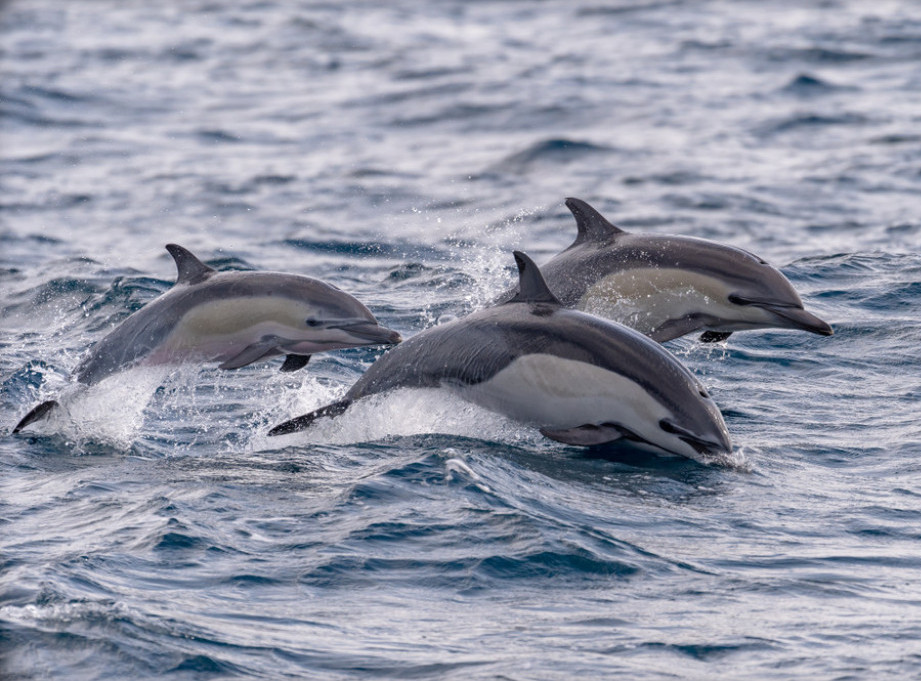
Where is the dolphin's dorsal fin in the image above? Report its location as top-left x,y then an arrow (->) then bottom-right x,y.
508,251 -> 560,305
565,197 -> 625,247
166,244 -> 216,285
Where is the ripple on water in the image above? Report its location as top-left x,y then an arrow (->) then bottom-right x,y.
4,0 -> 921,679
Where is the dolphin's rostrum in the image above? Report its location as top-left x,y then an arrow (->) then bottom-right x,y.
270,251 -> 732,463
12,244 -> 400,433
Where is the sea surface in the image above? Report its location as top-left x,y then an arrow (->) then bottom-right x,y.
2,1 -> 921,678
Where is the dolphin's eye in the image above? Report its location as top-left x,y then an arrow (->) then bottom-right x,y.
305,318 -> 322,327
659,420 -> 680,434
728,294 -> 753,306
699,389 -> 709,398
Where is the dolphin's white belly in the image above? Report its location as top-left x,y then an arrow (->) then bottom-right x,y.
579,268 -> 774,334
452,353 -> 670,441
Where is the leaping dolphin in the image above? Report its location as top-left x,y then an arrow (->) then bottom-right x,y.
270,251 -> 731,464
500,198 -> 833,343
12,244 -> 401,433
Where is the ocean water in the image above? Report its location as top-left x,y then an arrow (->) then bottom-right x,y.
2,0 -> 921,678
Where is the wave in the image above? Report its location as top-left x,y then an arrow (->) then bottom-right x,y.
487,138 -> 612,175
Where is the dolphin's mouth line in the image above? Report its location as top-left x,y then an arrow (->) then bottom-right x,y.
678,435 -> 724,457
282,337 -> 398,350
728,294 -> 798,309
659,418 -> 729,458
338,323 -> 402,344
338,322 -> 397,331
761,304 -> 833,336
298,322 -> 401,345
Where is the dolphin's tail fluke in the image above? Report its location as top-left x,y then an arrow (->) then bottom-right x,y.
12,400 -> 60,434
268,400 -> 352,436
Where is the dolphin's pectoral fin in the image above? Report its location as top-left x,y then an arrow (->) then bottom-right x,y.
268,400 -> 352,436
280,354 -> 311,373
699,331 -> 732,343
647,316 -> 705,343
12,400 -> 60,434
218,340 -> 280,370
540,423 -> 626,446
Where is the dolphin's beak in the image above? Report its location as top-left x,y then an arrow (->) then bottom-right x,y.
660,418 -> 732,460
340,321 -> 402,345
764,305 -> 833,336
679,432 -> 732,459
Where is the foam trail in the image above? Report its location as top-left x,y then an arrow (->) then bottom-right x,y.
257,388 -> 535,450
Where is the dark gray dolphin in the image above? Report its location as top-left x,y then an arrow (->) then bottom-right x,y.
270,252 -> 731,463
13,244 -> 400,433
500,198 -> 833,343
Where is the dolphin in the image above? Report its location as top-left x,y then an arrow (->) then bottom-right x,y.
12,244 -> 401,433
500,198 -> 833,343
269,251 -> 731,463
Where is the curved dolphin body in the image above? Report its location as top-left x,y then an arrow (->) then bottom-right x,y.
270,252 -> 731,463
500,198 -> 833,344
13,244 -> 400,433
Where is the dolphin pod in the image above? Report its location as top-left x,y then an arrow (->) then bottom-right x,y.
12,244 -> 401,434
500,198 -> 833,343
269,252 -> 732,463
14,199 -> 834,463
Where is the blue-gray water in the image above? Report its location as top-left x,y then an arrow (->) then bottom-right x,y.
2,1 -> 921,678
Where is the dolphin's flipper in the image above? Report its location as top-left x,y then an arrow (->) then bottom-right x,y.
268,400 -> 352,436
280,354 -> 310,373
565,197 -> 625,247
165,244 -> 216,285
12,400 -> 60,434
540,423 -> 625,446
218,340 -> 279,370
699,331 -> 733,343
647,316 -> 708,343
